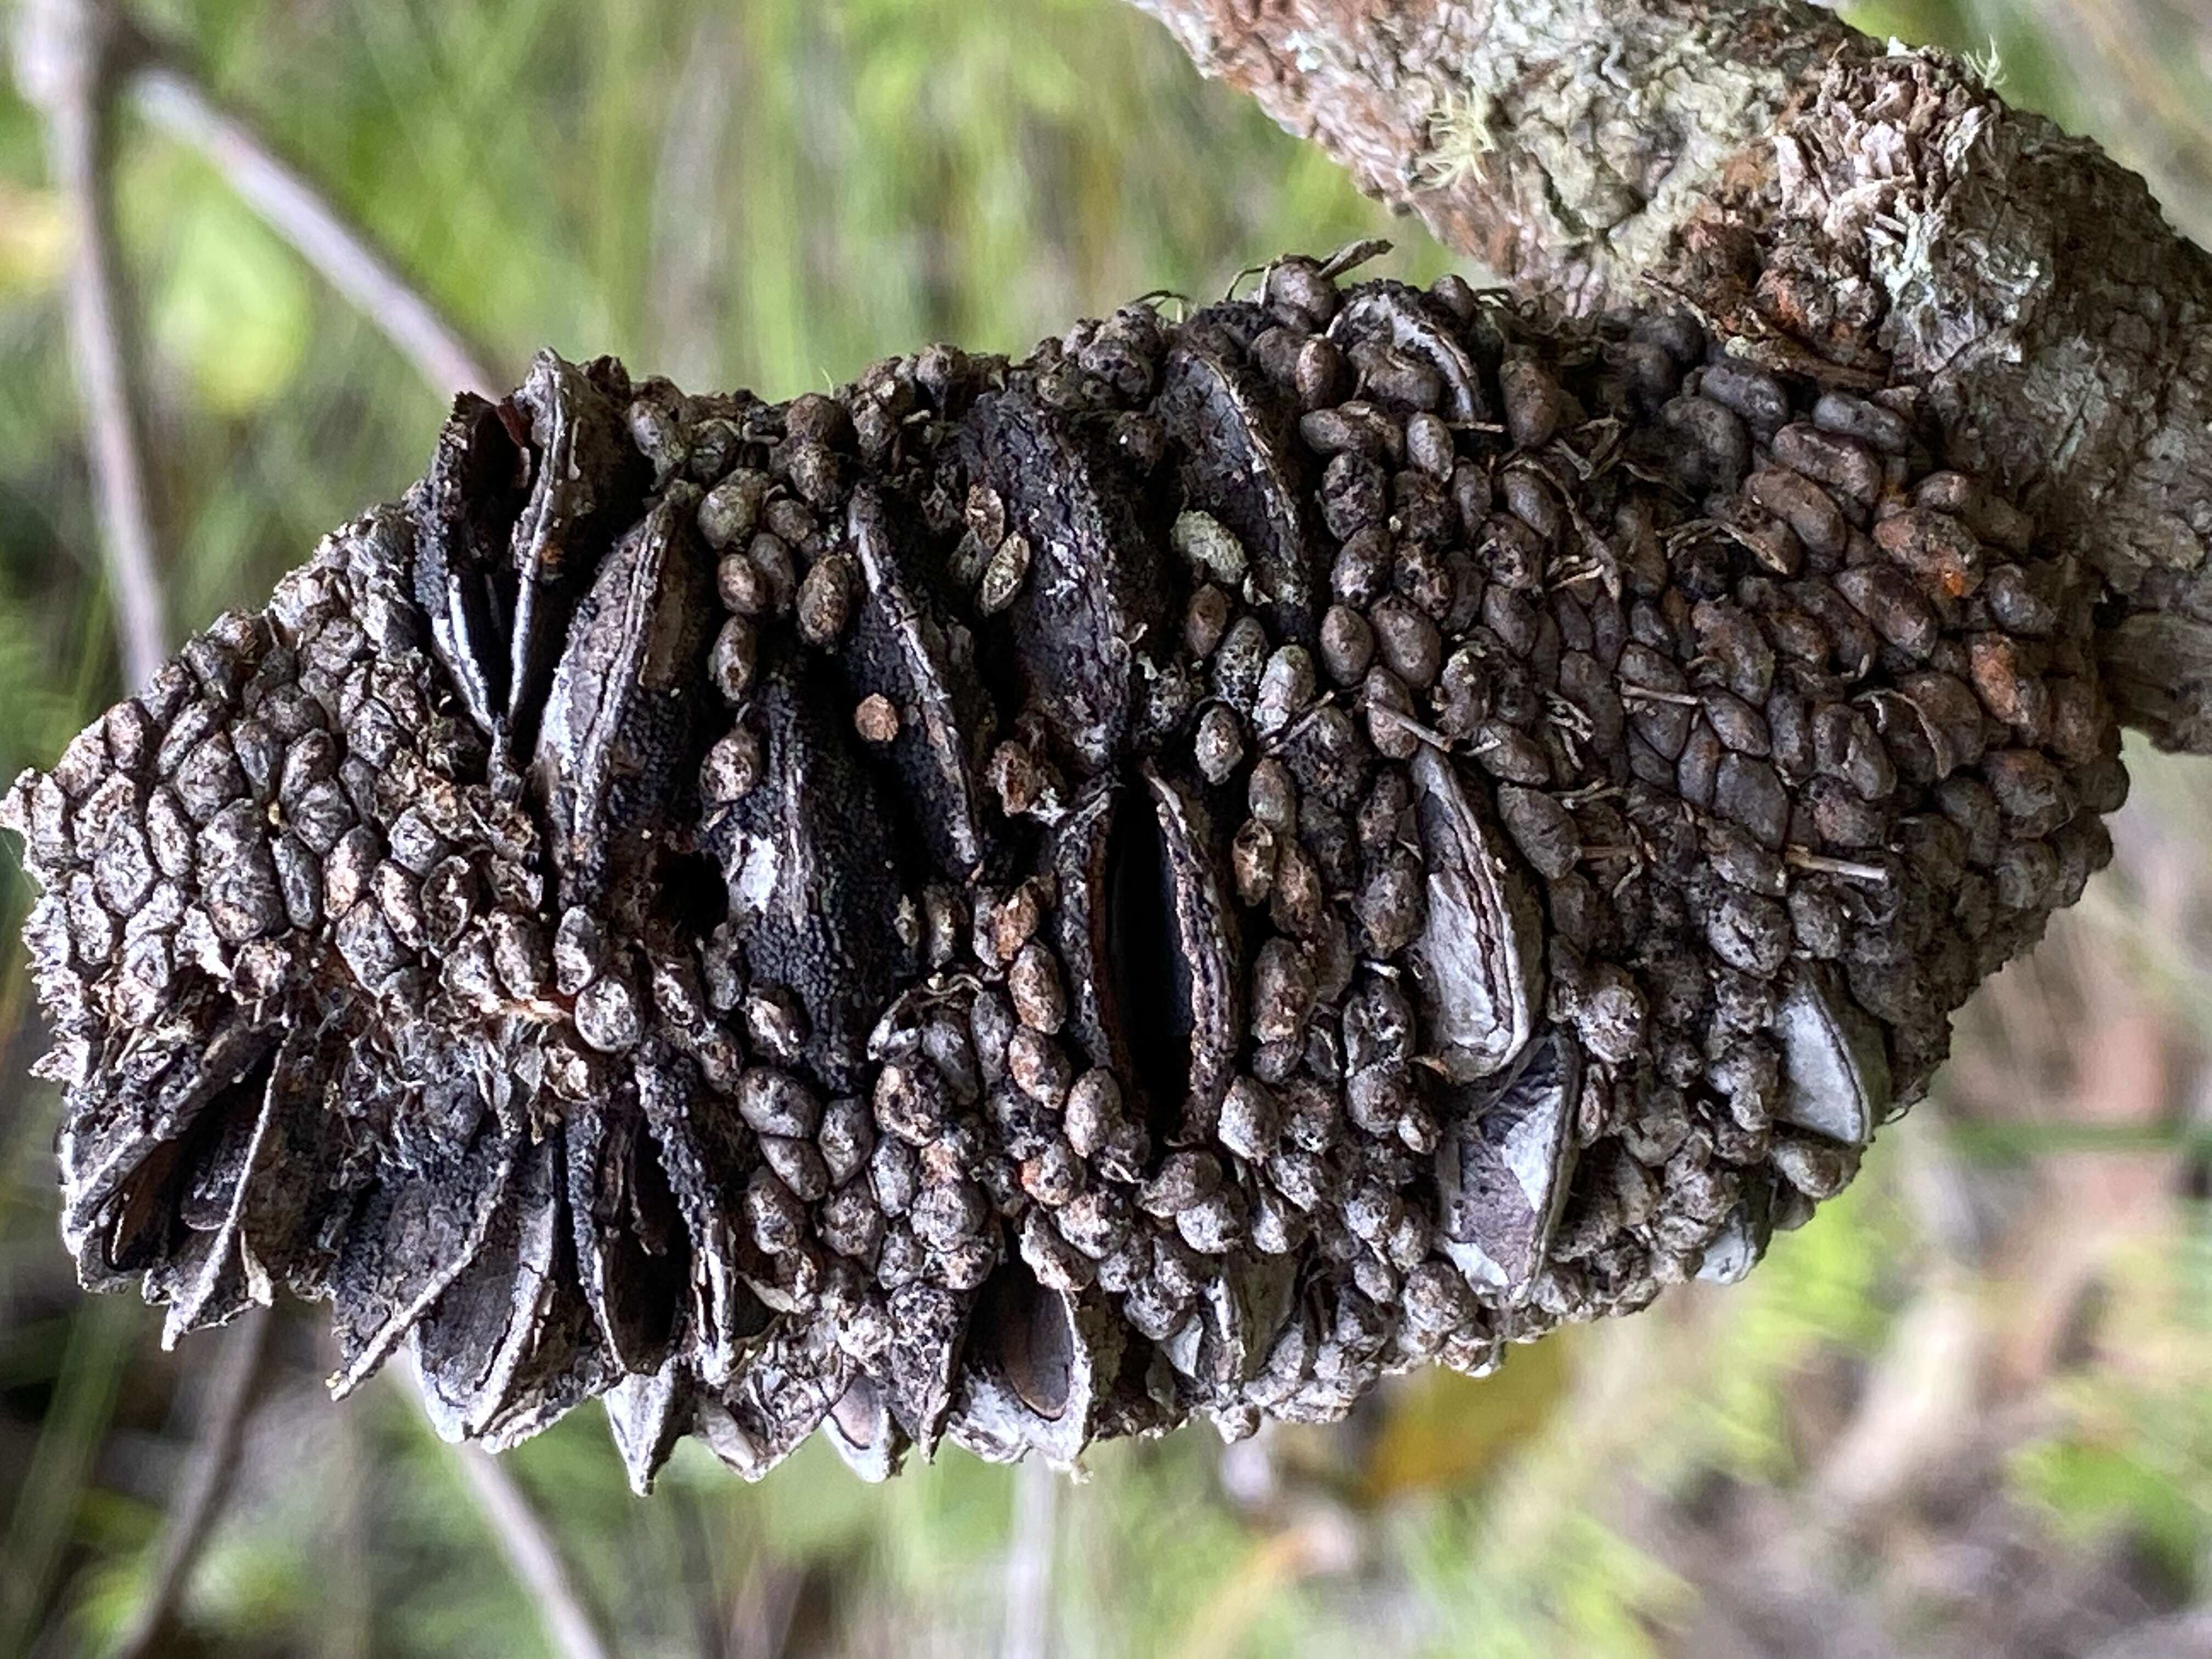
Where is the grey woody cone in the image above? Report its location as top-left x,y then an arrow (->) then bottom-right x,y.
1,246 -> 2123,1487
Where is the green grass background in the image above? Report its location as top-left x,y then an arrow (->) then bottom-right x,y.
2,2 -> 2211,1654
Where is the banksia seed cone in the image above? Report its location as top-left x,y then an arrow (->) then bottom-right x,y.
2,246 -> 2122,1485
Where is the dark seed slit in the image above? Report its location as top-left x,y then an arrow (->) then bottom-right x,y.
1105,783 -> 1194,1149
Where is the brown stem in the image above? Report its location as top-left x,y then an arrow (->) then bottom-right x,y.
15,0 -> 169,691
1127,0 -> 2212,753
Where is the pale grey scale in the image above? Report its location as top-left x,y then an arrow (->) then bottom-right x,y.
868,1134 -> 919,1218
816,1095 -> 874,1186
228,717 -> 284,802
247,674 -> 328,741
552,906 -> 604,994
919,1014 -> 981,1105
575,982 -> 646,1057
742,1167 -> 805,1255
70,770 -> 140,863
100,964 -> 174,1057
270,834 -> 323,931
144,701 -> 216,788
173,732 -> 248,822
738,1065 -> 821,1138
321,825 -> 380,913
693,1321 -> 851,1482
418,855 -> 476,946
876,1224 -> 927,1289
708,615 -> 757,702
15,773 -> 75,865
334,900 -> 409,989
819,1181 -> 887,1261
371,861 -> 428,951
90,822 -> 157,919
340,697 -> 404,772
439,931 -> 503,1011
179,639 -> 246,714
384,806 -> 450,876
195,803 -> 286,946
277,730 -> 340,806
1006,1029 -> 1073,1107
759,1135 -> 830,1202
487,912 -> 549,1001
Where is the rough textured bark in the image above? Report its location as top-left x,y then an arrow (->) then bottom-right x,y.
1130,0 -> 2212,751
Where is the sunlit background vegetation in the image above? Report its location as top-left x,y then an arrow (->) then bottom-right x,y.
2,1 -> 2211,1654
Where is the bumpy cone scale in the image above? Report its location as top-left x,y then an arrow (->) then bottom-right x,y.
2,246 -> 2123,1486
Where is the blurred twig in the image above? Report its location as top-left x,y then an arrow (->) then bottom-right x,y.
650,15 -> 738,389
110,1306 -> 272,1659
323,1361 -> 373,1659
726,1556 -> 801,1659
13,0 -> 167,691
445,1427 -> 614,1659
1,6 -> 166,1646
1001,1456 -> 1060,1659
674,1489 -> 728,1659
1982,930 -> 2181,1393
121,44 -> 501,402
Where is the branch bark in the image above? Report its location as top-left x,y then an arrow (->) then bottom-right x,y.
1128,0 -> 2212,752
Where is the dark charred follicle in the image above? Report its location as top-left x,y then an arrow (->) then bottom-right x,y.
531,490 -> 718,911
1158,330 -> 1322,645
1408,742 -> 1543,1084
841,484 -> 997,879
957,377 -> 1175,774
1,247 -> 2124,1483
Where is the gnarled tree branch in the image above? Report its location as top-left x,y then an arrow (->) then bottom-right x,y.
1131,1 -> 1850,313
1130,0 -> 2212,752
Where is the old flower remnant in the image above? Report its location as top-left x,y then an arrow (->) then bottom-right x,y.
1,249 -> 2121,1485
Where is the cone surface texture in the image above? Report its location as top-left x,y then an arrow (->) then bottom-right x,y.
3,255 -> 2123,1483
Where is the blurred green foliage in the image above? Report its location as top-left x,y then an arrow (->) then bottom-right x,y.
1,1 -> 2209,1654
